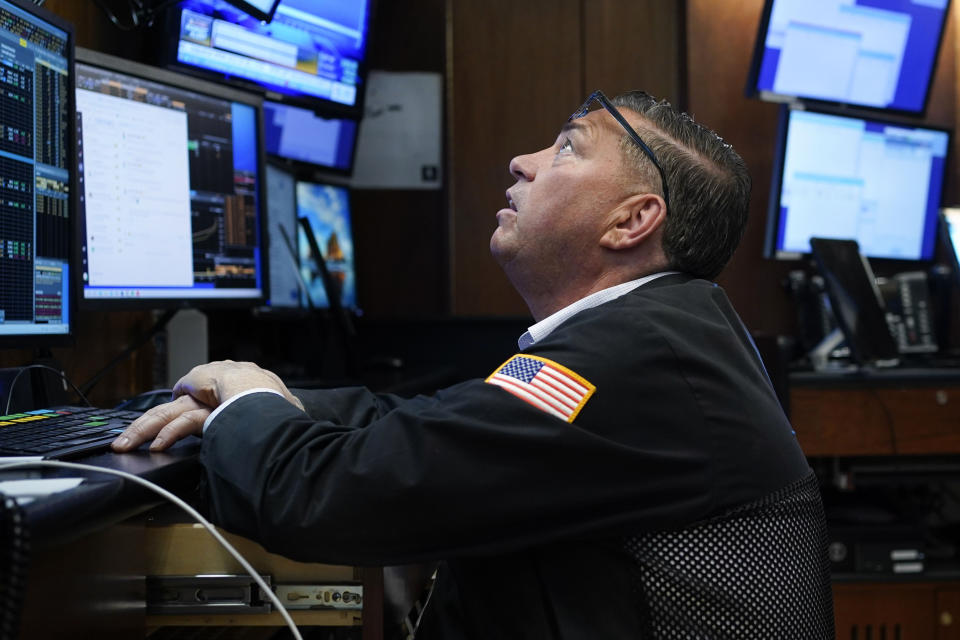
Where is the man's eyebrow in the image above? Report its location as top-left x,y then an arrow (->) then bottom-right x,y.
561,120 -> 587,135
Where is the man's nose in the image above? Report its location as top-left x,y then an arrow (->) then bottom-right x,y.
509,153 -> 536,182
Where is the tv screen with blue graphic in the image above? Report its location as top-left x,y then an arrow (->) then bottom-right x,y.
167,0 -> 373,116
296,180 -> 357,310
76,48 -> 266,308
747,0 -> 951,114
264,101 -> 358,173
765,107 -> 949,261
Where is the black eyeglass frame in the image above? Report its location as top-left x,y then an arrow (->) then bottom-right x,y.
570,90 -> 670,214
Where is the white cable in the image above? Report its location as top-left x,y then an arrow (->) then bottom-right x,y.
0,460 -> 303,640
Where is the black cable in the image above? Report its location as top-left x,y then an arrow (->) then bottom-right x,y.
90,0 -> 183,31
868,387 -> 898,455
3,365 -> 92,415
90,0 -> 140,31
78,309 -> 177,397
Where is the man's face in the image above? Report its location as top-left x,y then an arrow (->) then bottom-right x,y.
490,109 -> 641,284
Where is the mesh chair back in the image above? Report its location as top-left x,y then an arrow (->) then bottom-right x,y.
623,471 -> 834,638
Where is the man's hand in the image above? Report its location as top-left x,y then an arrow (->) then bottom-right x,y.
111,360 -> 304,452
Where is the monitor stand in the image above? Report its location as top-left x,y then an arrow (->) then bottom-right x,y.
164,309 -> 209,388
808,328 -> 855,373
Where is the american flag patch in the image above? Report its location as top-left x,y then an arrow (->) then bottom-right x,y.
485,354 -> 595,422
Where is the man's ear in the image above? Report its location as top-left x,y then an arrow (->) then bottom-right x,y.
599,193 -> 666,251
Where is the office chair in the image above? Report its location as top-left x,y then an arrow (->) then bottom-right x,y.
623,471 -> 834,637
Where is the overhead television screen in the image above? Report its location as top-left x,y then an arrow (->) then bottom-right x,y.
765,107 -> 949,261
747,0 -> 951,114
263,100 -> 358,173
168,0 -> 373,116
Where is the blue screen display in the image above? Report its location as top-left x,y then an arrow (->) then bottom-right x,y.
771,108 -> 948,260
752,0 -> 950,113
263,101 -> 357,171
175,0 -> 371,109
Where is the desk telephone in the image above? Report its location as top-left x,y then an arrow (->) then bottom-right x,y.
877,271 -> 938,355
791,241 -> 939,369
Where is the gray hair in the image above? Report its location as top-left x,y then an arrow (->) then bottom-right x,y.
611,91 -> 751,280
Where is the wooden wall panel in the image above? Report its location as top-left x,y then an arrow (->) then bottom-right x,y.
447,0 -> 583,316
582,0 -> 684,106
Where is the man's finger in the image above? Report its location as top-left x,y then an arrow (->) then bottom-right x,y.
111,395 -> 209,452
148,407 -> 212,451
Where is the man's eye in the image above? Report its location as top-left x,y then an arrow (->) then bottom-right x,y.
557,138 -> 573,154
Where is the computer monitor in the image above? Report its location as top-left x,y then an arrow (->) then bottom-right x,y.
296,180 -> 357,310
746,0 -> 951,115
0,0 -> 73,345
75,48 -> 267,308
765,106 -> 950,261
263,101 -> 358,173
160,0 -> 374,117
264,163 -> 301,308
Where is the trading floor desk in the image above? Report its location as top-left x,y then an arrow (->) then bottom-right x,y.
790,367 -> 960,456
791,367 -> 960,638
4,439 -> 382,639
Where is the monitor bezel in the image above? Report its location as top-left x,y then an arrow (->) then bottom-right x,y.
74,47 -> 270,311
763,103 -> 953,265
262,100 -> 361,177
0,0 -> 76,349
744,0 -> 953,118
224,0 -> 281,23
153,0 -> 377,120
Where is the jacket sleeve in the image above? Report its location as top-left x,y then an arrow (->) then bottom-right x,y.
200,336 -> 717,566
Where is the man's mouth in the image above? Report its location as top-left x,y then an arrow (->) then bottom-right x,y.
506,192 -> 518,211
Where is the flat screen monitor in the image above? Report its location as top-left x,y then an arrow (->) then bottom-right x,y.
263,100 -> 358,173
765,106 -> 950,261
809,237 -> 900,367
76,48 -> 267,308
264,163 -> 301,308
0,0 -> 73,345
746,0 -> 951,115
163,0 -> 373,117
296,180 -> 357,310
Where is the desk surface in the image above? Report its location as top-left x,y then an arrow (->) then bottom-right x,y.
791,367 -> 960,389
17,438 -> 201,547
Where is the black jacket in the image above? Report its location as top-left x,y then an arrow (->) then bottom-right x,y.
199,275 -> 812,638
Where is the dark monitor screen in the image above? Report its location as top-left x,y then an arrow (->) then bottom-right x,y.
166,0 -> 373,116
296,180 -> 356,310
0,0 -> 73,344
809,237 -> 900,367
76,48 -> 266,308
263,100 -> 358,173
765,106 -> 950,261
746,0 -> 951,114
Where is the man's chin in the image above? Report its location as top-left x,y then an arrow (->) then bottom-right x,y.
489,229 -> 514,266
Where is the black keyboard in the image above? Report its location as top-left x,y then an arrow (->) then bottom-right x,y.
0,406 -> 142,459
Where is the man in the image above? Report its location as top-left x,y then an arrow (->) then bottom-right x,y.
113,90 -> 833,638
